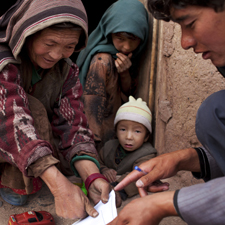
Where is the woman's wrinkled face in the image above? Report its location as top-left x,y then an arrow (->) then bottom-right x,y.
27,28 -> 81,69
171,5 -> 225,67
111,33 -> 141,55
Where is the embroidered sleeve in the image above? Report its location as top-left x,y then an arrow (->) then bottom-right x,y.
0,64 -> 53,176
51,63 -> 98,162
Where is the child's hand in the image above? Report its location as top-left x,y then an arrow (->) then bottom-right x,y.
115,53 -> 132,73
102,168 -> 117,183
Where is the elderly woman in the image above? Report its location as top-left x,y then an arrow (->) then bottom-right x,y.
0,0 -> 115,220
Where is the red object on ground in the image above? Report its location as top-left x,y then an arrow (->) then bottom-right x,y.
8,211 -> 55,225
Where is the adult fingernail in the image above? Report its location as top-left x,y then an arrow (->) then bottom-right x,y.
136,180 -> 144,187
103,198 -> 109,203
93,211 -> 99,217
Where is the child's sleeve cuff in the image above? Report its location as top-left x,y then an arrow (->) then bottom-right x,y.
70,155 -> 100,177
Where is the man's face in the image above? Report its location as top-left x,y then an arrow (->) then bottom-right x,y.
171,5 -> 225,67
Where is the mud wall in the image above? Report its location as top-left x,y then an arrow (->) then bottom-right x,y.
153,20 -> 225,225
155,20 -> 225,159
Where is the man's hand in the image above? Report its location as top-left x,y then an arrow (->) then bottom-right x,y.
114,148 -> 200,196
107,191 -> 177,225
40,166 -> 98,219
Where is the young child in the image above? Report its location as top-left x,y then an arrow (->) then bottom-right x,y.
99,96 -> 157,200
76,0 -> 150,151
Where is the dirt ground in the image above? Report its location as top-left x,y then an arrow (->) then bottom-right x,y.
0,174 -> 193,225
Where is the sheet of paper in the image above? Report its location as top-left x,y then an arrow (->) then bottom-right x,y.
73,190 -> 117,225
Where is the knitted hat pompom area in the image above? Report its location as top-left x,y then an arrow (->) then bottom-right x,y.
114,96 -> 152,133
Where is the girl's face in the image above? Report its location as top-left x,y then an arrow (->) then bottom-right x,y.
27,28 -> 81,69
171,5 -> 225,67
111,33 -> 141,55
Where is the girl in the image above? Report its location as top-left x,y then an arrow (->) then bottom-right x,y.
76,0 -> 149,151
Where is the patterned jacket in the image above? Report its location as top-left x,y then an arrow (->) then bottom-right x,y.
0,60 -> 98,177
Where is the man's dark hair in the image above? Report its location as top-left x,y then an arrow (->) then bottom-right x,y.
147,0 -> 225,21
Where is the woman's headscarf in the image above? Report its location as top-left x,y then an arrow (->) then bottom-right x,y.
76,0 -> 149,87
0,0 -> 88,71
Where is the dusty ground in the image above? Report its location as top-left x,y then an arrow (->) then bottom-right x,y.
0,174 -> 193,225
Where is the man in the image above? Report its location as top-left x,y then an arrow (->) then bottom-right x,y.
108,0 -> 225,224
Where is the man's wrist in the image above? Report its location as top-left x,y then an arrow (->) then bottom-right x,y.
173,190 -> 184,220
176,148 -> 201,172
157,191 -> 178,217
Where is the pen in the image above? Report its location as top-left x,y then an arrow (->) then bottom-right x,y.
134,166 -> 148,175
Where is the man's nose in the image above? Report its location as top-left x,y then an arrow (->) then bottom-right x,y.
181,29 -> 196,50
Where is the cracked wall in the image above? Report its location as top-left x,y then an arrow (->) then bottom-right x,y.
153,20 -> 225,225
155,20 -> 225,154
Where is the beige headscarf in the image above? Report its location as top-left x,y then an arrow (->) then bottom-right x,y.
0,0 -> 88,71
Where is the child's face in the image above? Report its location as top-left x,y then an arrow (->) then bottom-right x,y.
111,33 -> 141,55
116,120 -> 149,151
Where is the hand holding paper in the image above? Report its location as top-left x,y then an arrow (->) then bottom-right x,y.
73,190 -> 117,225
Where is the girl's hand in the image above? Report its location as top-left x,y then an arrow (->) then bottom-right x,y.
115,53 -> 132,73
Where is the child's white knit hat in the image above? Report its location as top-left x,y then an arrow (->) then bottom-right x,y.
114,96 -> 152,133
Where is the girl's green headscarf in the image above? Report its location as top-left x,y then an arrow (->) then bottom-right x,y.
76,0 -> 149,87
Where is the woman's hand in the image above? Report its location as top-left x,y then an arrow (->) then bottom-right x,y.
40,166 -> 98,219
102,168 -> 117,183
88,177 -> 122,208
88,177 -> 112,205
74,159 -> 122,208
115,53 -> 132,73
107,191 -> 177,225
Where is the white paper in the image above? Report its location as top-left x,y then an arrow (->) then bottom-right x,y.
73,190 -> 117,225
